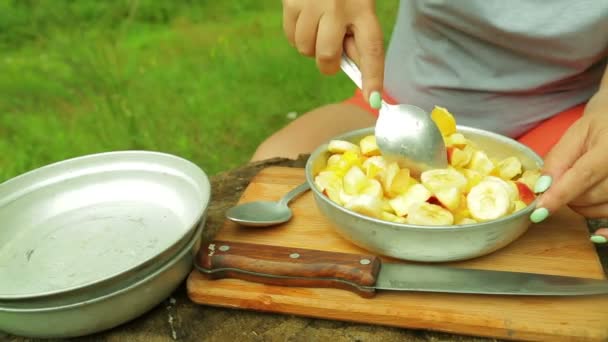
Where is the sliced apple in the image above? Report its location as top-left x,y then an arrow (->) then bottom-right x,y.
468,150 -> 495,175
407,202 -> 454,226
513,200 -> 527,212
326,154 -> 341,168
388,184 -> 432,217
453,208 -> 471,223
445,132 -> 468,148
362,156 -> 387,179
518,169 -> 541,190
381,199 -> 393,213
359,135 -> 381,156
461,168 -> 483,193
324,187 -> 343,205
427,196 -> 442,206
314,170 -> 342,192
449,146 -> 473,168
515,181 -> 535,205
328,139 -> 360,154
497,156 -> 522,180
342,150 -> 362,165
446,147 -> 454,165
344,195 -> 383,219
361,178 -> 383,199
388,168 -> 411,197
381,211 -> 407,223
434,187 -> 462,211
378,162 -> 400,194
325,150 -> 362,177
343,166 -> 368,195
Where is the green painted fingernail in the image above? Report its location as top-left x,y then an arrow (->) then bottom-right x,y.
530,207 -> 549,223
369,91 -> 382,109
534,175 -> 552,193
590,235 -> 607,244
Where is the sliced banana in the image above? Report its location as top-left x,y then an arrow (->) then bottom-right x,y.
406,202 -> 454,226
420,168 -> 468,193
466,179 -> 511,221
381,211 -> 407,223
344,194 -> 384,219
485,176 -> 518,203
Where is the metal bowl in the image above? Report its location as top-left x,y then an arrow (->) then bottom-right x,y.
0,151 -> 210,301
0,151 -> 211,337
0,216 -> 204,338
305,126 -> 543,262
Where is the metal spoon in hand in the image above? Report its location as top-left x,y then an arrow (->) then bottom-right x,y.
225,182 -> 310,227
340,54 -> 447,176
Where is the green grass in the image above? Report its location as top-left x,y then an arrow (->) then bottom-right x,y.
0,0 -> 398,181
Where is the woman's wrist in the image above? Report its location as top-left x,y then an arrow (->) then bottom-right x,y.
585,84 -> 608,117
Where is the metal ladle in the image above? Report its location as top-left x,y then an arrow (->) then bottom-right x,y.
340,54 -> 447,175
225,182 -> 310,227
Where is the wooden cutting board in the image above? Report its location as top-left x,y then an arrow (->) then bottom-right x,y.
187,167 -> 608,341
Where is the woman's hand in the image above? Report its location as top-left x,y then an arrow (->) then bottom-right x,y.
282,0 -> 385,108
533,87 -> 608,243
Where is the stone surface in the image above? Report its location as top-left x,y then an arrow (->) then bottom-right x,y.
4,156 -> 607,342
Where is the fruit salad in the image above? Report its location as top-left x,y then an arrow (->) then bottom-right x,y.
313,106 -> 541,226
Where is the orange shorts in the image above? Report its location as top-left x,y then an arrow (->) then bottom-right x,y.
344,88 -> 585,157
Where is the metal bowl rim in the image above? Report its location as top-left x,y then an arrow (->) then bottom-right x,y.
0,150 -> 211,300
305,125 -> 543,232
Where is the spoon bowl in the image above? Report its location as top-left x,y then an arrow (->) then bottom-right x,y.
375,102 -> 447,175
340,54 -> 447,175
225,201 -> 293,227
225,182 -> 310,227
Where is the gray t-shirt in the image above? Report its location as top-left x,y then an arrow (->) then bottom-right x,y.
384,0 -> 608,137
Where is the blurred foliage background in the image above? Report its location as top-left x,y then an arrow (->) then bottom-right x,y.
0,0 -> 397,181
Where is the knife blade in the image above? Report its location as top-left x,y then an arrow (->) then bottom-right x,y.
194,240 -> 608,298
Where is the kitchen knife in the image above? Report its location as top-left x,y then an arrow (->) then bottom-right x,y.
194,240 -> 608,298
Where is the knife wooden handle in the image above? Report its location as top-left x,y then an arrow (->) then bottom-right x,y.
195,240 -> 381,298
